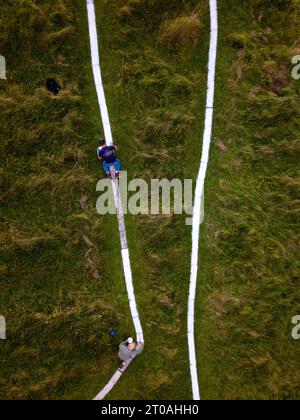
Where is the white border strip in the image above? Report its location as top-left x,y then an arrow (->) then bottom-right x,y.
188,0 -> 218,401
86,0 -> 143,342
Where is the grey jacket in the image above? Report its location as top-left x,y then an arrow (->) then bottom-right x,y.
118,341 -> 144,361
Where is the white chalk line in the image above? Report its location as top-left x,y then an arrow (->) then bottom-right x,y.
86,0 -> 144,400
188,0 -> 218,401
94,358 -> 134,401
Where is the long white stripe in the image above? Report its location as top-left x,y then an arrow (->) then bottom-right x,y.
86,0 -> 143,348
86,0 -> 113,146
188,0 -> 218,401
93,358 -> 134,401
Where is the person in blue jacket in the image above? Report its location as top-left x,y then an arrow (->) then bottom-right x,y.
97,138 -> 121,178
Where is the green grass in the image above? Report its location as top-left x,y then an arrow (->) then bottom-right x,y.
197,0 -> 300,400
0,0 -> 299,400
0,0 -> 131,400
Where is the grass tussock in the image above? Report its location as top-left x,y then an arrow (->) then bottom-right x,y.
45,25 -> 75,44
159,13 -> 203,50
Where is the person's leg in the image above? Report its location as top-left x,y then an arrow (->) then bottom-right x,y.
102,161 -> 110,174
115,159 -> 121,173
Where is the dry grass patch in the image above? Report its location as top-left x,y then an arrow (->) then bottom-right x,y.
159,13 -> 203,50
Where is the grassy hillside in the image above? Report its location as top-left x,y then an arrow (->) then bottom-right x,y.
0,0 -> 133,400
198,0 -> 300,400
0,0 -> 299,400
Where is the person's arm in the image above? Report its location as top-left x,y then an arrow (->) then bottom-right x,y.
119,342 -> 131,361
134,342 -> 144,356
119,341 -> 127,349
119,341 -> 127,356
97,149 -> 103,161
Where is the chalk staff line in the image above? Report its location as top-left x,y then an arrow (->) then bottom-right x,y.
187,0 -> 218,401
86,0 -> 144,400
93,358 -> 134,401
